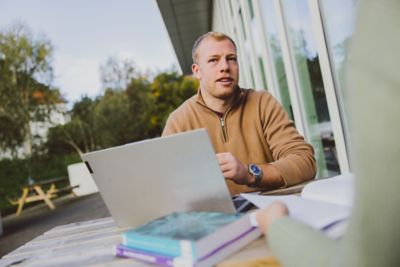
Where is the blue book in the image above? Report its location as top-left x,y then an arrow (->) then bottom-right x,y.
121,211 -> 260,266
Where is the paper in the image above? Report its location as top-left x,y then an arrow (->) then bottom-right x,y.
241,173 -> 356,229
301,173 -> 355,207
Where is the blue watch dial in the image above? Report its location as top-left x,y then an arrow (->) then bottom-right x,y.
250,164 -> 261,175
248,164 -> 263,187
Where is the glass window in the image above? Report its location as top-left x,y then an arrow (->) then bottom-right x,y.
320,0 -> 358,150
282,0 -> 339,177
258,57 -> 267,90
239,9 -> 247,40
247,0 -> 255,19
239,8 -> 255,88
248,1 -> 267,89
228,0 -> 234,16
260,0 -> 293,119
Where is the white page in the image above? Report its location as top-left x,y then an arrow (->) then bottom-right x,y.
241,194 -> 351,229
301,173 -> 355,207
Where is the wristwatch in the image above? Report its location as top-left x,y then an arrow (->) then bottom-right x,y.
248,164 -> 263,187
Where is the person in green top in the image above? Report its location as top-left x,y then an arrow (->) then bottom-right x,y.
255,0 -> 400,266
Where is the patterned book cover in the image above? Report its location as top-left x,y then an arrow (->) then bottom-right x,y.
122,211 -> 244,258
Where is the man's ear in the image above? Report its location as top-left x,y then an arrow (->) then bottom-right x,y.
192,63 -> 201,80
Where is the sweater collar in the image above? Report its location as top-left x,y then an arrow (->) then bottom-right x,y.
195,87 -> 245,112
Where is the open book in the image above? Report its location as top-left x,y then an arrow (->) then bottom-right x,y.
242,173 -> 355,230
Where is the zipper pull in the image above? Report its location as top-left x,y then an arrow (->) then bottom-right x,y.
219,116 -> 227,142
220,117 -> 225,127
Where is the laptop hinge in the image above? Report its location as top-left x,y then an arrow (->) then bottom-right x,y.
84,161 -> 93,174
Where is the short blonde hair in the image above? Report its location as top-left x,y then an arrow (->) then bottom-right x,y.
192,32 -> 237,63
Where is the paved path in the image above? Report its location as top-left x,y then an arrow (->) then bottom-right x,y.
0,193 -> 110,258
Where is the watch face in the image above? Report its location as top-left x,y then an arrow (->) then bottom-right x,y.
250,164 -> 261,175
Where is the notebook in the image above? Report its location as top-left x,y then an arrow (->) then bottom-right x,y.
81,129 -> 236,228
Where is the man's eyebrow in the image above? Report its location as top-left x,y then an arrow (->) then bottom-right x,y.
207,53 -> 237,58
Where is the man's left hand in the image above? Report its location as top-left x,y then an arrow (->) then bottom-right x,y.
216,152 -> 251,184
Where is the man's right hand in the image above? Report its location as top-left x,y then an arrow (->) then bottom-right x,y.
216,152 -> 252,185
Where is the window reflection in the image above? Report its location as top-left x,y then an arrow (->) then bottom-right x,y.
282,0 -> 338,177
320,0 -> 358,153
248,1 -> 267,89
260,0 -> 293,119
239,8 -> 255,88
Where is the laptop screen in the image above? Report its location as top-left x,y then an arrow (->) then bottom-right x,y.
81,129 -> 237,228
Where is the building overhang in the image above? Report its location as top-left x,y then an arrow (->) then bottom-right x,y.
156,0 -> 213,74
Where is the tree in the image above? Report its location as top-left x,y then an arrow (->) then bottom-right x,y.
125,76 -> 154,139
99,56 -> 138,91
98,57 -> 156,143
46,78 -> 155,154
94,76 -> 156,147
46,96 -> 98,156
46,58 -> 197,155
150,72 -> 198,134
0,22 -> 60,157
93,89 -> 133,147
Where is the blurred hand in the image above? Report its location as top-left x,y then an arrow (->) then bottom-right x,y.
256,201 -> 289,234
216,152 -> 250,184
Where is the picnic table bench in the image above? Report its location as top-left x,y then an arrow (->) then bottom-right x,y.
9,177 -> 79,216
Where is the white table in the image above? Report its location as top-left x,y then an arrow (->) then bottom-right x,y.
0,216 -> 271,267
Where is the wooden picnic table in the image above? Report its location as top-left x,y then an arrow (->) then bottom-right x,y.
9,177 -> 79,216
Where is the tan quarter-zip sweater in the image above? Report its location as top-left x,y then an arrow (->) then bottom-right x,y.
162,88 -> 316,195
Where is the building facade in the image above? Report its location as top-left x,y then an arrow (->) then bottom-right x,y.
0,103 -> 70,159
157,0 -> 358,179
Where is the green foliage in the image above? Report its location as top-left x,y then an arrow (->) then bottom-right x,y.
46,96 -> 98,155
0,159 -> 29,208
125,76 -> 154,139
0,22 -> 61,156
46,121 -> 86,155
94,89 -> 133,146
150,73 -> 198,134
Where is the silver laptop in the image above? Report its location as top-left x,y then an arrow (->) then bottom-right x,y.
81,129 -> 236,228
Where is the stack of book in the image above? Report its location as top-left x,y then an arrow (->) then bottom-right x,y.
114,211 -> 261,267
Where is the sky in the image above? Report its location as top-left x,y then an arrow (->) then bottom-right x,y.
0,0 -> 179,105
260,0 -> 356,60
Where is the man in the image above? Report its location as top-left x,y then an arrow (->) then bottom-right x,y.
162,32 -> 316,195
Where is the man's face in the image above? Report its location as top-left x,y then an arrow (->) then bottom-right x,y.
192,38 -> 239,100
